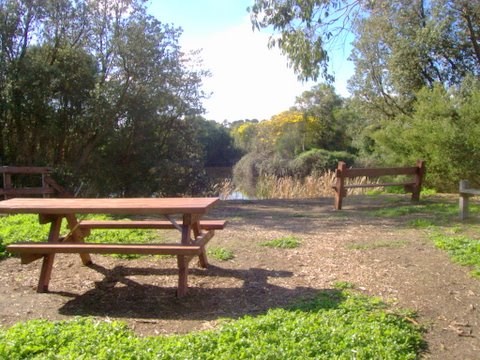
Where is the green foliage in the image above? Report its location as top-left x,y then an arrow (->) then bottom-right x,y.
333,281 -> 355,290
0,0 -> 210,197
373,83 -> 480,192
0,215 -> 55,259
190,117 -> 242,167
0,318 -> 140,359
290,148 -> 356,178
207,247 -> 234,261
0,290 -> 424,359
432,234 -> 480,277
261,236 -> 301,249
408,219 -> 435,229
348,240 -> 408,251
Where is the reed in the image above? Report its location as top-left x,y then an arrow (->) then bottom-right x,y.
255,172 -> 382,199
212,172 -> 382,200
213,178 -> 237,200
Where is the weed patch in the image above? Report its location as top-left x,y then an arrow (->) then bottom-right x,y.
208,247 -> 234,261
261,236 -> 301,249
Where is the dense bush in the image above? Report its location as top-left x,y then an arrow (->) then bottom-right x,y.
233,149 -> 356,196
232,152 -> 292,195
373,82 -> 480,192
290,149 -> 356,178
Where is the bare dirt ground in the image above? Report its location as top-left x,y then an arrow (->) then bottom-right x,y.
1,194 -> 480,359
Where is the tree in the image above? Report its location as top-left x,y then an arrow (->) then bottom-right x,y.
293,84 -> 349,150
249,0 -> 362,82
373,80 -> 480,192
348,0 -> 480,117
0,0 -> 209,196
250,1 -> 480,93
189,117 -> 242,167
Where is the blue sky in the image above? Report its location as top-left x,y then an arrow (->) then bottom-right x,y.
148,1 -> 353,122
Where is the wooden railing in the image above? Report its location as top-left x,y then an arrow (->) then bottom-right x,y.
332,160 -> 426,210
0,166 -> 71,200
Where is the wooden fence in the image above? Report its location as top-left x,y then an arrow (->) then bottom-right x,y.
0,166 -> 71,200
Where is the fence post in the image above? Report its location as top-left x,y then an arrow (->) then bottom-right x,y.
334,162 -> 347,210
411,160 -> 425,202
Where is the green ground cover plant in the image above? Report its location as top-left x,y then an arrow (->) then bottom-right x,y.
207,247 -> 234,261
261,235 -> 301,249
348,239 -> 408,251
0,289 -> 423,359
431,233 -> 480,277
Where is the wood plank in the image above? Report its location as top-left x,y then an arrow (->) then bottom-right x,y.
0,197 -> 219,215
7,242 -> 202,256
344,167 -> 418,178
0,166 -> 53,174
78,219 -> 226,230
0,187 -> 56,196
344,182 -> 415,189
460,189 -> 480,196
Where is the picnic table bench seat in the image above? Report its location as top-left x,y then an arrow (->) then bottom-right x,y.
78,219 -> 226,230
7,242 -> 203,261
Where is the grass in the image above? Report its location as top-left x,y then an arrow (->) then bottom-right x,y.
348,239 -> 408,250
261,235 -> 301,249
0,289 -> 424,359
368,200 -> 480,277
208,246 -> 234,261
431,233 -> 480,277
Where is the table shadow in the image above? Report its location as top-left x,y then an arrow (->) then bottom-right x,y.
57,263 -> 319,321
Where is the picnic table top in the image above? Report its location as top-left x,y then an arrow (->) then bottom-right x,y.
0,197 -> 219,215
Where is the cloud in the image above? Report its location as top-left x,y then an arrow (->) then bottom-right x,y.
181,17 -> 315,122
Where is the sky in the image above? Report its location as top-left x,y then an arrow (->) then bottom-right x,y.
148,1 -> 354,123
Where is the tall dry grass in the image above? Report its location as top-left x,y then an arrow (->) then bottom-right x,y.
255,172 -> 382,199
213,172 -> 382,200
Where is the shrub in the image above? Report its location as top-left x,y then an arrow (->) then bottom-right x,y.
290,149 -> 356,178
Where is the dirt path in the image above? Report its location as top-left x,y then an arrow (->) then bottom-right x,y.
1,195 -> 479,358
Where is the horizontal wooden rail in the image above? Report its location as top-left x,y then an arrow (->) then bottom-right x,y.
332,160 -> 425,210
78,219 -> 227,230
0,166 -> 53,175
342,166 -> 419,178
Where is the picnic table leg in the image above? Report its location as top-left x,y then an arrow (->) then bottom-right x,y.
176,255 -> 188,297
37,216 -> 62,292
65,214 -> 92,265
193,222 -> 209,268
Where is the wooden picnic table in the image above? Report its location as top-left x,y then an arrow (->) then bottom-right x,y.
1,197 -> 224,297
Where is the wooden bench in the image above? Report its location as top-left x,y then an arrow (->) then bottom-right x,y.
332,160 -> 426,210
0,166 -> 71,199
459,180 -> 480,220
